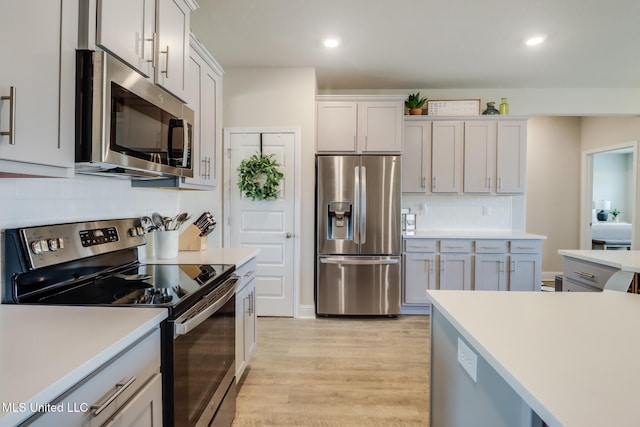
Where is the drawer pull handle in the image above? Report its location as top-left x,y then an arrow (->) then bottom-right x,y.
575,271 -> 596,280
244,270 -> 255,277
515,246 -> 535,250
90,376 -> 136,416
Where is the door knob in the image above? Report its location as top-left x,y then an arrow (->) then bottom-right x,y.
285,232 -> 292,238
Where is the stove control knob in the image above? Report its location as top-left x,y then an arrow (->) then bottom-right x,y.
137,226 -> 145,236
30,240 -> 49,254
129,228 -> 139,237
47,237 -> 64,251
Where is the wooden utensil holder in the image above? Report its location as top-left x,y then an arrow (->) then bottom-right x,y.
178,224 -> 208,251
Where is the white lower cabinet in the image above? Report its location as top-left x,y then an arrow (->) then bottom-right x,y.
25,329 -> 162,426
402,237 -> 543,313
236,256 -> 257,381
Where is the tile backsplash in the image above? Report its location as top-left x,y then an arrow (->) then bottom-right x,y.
0,175 -> 180,229
402,194 -> 524,232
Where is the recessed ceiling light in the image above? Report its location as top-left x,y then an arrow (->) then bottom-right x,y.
323,38 -> 340,48
525,35 -> 547,46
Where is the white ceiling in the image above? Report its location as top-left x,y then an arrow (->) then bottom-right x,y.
190,0 -> 640,91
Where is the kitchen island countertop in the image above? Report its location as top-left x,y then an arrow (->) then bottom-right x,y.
427,289 -> 640,427
558,249 -> 640,272
0,305 -> 167,427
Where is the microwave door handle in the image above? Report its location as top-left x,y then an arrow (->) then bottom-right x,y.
168,118 -> 188,167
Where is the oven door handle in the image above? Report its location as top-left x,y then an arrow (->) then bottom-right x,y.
174,277 -> 237,337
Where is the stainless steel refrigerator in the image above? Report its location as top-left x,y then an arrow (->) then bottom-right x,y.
316,155 -> 402,315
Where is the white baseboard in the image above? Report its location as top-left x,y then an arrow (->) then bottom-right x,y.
296,304 -> 316,319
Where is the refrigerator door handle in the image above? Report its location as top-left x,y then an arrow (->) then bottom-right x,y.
360,165 -> 367,244
320,257 -> 399,265
353,165 -> 360,244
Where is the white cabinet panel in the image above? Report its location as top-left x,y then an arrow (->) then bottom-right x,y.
463,121 -> 496,193
439,253 -> 472,291
404,253 -> 436,304
402,121 -> 431,193
96,0 -> 155,77
316,98 -> 403,153
496,120 -> 527,194
0,0 -> 75,176
155,0 -> 190,100
431,121 -> 463,193
475,254 -> 508,291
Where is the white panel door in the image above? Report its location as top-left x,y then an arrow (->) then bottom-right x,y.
229,132 -> 296,316
431,121 -> 463,193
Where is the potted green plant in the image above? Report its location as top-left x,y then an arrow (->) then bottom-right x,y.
611,208 -> 621,221
405,92 -> 427,115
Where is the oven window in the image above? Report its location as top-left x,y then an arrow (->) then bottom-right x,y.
173,295 -> 235,426
110,82 -> 190,168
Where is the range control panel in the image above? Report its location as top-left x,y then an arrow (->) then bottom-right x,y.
19,218 -> 146,269
80,227 -> 119,247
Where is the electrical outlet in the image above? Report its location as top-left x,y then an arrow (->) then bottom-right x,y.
457,337 -> 478,382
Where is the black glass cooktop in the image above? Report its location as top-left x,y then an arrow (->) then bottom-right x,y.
32,263 -> 235,309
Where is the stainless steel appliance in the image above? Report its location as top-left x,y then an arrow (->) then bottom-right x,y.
316,155 -> 402,315
76,50 -> 194,179
3,218 -> 236,427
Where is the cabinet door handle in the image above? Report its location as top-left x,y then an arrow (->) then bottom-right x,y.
498,176 -> 503,190
207,157 -> 212,179
145,33 -> 157,68
488,177 -> 492,189
432,176 -> 437,190
201,158 -> 208,178
421,176 -> 426,189
1,86 -> 16,145
160,45 -> 169,77
499,261 -> 504,273
511,260 -> 515,273
90,376 -> 136,416
575,271 -> 596,280
440,260 -> 445,272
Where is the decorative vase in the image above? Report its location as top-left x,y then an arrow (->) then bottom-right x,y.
409,108 -> 423,115
482,102 -> 499,115
499,97 -> 509,115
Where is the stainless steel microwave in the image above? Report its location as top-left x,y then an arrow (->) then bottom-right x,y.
75,50 -> 194,179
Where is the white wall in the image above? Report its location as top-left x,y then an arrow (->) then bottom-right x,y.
222,67 -> 317,311
593,152 -> 632,221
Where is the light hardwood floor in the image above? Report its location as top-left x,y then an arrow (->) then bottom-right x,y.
232,316 -> 430,427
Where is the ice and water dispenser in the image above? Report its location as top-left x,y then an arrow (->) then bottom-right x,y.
327,201 -> 352,240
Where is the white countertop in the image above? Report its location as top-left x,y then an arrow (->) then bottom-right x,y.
403,230 -> 547,240
141,247 -> 259,267
559,249 -> 640,272
0,305 -> 167,427
427,290 -> 640,427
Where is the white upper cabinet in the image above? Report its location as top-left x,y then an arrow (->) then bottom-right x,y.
496,120 -> 527,194
463,121 -> 497,193
155,0 -> 191,100
96,0 -> 192,100
431,121 -> 464,193
402,121 -> 431,193
182,34 -> 223,189
96,0 -> 156,78
316,96 -> 403,153
0,0 -> 76,177
403,116 -> 528,196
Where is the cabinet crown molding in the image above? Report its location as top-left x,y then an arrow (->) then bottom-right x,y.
316,94 -> 405,102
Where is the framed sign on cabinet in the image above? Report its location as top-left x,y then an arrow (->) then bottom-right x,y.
427,99 -> 481,116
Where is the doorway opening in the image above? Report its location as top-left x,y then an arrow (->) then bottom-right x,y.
582,141 -> 638,250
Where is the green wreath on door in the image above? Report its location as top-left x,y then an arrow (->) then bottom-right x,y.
237,153 -> 284,200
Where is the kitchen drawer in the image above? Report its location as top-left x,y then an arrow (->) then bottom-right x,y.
563,277 -> 601,292
404,239 -> 437,253
26,328 -> 161,426
475,240 -> 508,254
236,256 -> 258,293
509,240 -> 542,254
440,240 -> 472,253
563,257 -> 618,291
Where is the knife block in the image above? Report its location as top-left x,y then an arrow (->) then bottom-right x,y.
178,224 -> 208,251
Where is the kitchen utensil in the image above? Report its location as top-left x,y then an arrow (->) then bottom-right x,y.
194,212 -> 216,236
171,212 -> 190,230
140,216 -> 154,232
152,212 -> 165,231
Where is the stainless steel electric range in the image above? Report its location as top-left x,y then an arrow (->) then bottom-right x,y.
3,218 -> 237,427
